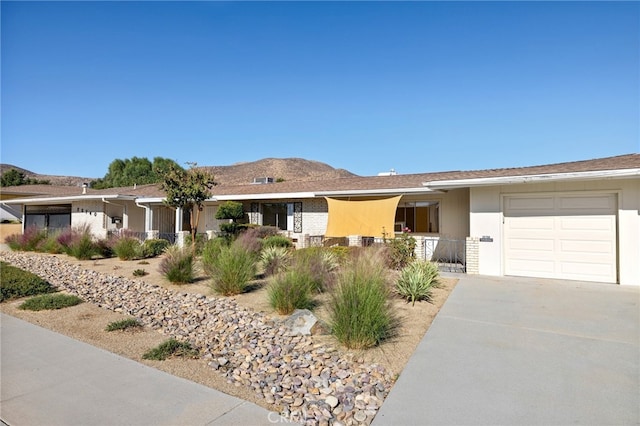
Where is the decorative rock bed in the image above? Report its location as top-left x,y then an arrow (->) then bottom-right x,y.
0,251 -> 395,425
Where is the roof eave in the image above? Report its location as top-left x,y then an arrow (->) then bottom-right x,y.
316,187 -> 441,197
423,168 -> 640,190
1,194 -> 137,205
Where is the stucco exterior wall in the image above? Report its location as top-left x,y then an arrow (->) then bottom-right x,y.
470,178 -> 639,285
72,200 -> 107,239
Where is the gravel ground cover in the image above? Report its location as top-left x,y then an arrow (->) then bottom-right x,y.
0,250 -> 456,425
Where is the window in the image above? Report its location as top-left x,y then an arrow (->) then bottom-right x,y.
395,201 -> 439,233
262,203 -> 289,230
24,204 -> 71,232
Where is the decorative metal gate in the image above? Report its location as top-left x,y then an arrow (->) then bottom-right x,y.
423,237 -> 466,273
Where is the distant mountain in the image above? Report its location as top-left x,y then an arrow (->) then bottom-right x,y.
0,158 -> 358,188
0,164 -> 94,187
197,158 -> 357,185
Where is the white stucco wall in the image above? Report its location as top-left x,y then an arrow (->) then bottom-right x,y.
72,200 -> 106,239
470,178 -> 640,285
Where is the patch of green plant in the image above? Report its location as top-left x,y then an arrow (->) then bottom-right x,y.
262,235 -> 293,249
4,226 -> 47,252
396,260 -> 440,306
260,245 -> 291,277
132,269 -> 148,277
113,236 -> 142,260
200,237 -> 229,276
268,269 -> 315,315
106,318 -> 142,331
36,233 -> 64,254
142,338 -> 198,360
0,262 -> 57,302
19,293 -> 83,311
329,248 -> 397,350
384,232 -> 417,270
137,260 -> 150,265
140,238 -> 170,258
159,245 -> 195,284
291,247 -> 339,292
205,243 -> 257,296
67,232 -> 98,260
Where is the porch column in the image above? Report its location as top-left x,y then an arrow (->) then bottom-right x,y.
175,207 -> 182,233
145,206 -> 153,232
122,205 -> 129,229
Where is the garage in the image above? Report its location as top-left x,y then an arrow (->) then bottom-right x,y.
503,193 -> 618,283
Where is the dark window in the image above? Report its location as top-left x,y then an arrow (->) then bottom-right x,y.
24,204 -> 71,232
395,201 -> 439,233
262,203 -> 288,230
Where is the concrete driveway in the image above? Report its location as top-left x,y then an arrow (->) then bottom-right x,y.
373,275 -> 640,426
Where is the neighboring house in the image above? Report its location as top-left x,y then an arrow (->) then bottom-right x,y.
2,154 -> 638,286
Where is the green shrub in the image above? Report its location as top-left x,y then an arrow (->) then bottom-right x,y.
112,236 -> 142,260
36,233 -> 65,254
94,238 -> 114,258
329,248 -> 397,349
396,260 -> 440,305
19,293 -> 83,311
132,269 -> 148,277
260,245 -> 291,277
268,269 -> 315,315
184,233 -> 207,255
262,235 -> 293,249
291,247 -> 339,292
234,228 -> 263,254
328,246 -> 351,264
106,318 -> 142,331
5,226 -> 47,252
200,237 -> 229,276
159,245 -> 195,284
142,338 -> 198,360
205,244 -> 257,296
67,232 -> 98,260
140,238 -> 170,258
385,232 -> 416,270
0,262 -> 56,302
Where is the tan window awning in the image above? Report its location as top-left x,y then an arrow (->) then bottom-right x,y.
324,195 -> 402,238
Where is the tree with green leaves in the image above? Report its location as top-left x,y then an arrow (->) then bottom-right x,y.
215,201 -> 245,235
0,169 -> 50,187
160,163 -> 216,251
91,156 -> 183,189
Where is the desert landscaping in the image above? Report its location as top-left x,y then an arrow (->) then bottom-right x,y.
0,248 -> 456,425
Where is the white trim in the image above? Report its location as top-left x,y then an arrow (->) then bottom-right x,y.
424,168 -> 640,189
316,187 -> 439,197
215,192 -> 315,201
1,194 -> 137,205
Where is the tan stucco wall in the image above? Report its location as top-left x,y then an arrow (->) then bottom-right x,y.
470,178 -> 640,285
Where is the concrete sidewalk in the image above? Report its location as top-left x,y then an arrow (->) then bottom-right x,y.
373,275 -> 640,426
0,313 -> 291,426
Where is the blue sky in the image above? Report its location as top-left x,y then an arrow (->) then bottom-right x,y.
1,1 -> 638,179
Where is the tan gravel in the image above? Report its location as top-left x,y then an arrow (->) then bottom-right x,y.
0,252 -> 457,414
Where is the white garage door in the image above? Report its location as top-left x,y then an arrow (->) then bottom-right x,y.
504,193 -> 617,283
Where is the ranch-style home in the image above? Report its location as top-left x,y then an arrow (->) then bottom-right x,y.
2,154 -> 639,286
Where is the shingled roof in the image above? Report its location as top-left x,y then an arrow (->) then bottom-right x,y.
2,154 -> 638,201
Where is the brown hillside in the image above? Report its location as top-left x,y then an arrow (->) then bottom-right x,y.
0,158 -> 357,188
198,158 -> 357,185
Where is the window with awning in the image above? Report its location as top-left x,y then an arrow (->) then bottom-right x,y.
324,196 -> 402,238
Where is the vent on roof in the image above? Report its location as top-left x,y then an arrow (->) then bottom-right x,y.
252,177 -> 274,184
377,168 -> 397,176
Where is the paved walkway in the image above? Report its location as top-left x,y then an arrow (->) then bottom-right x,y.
0,314 -> 292,426
2,274 -> 639,426
373,274 -> 640,426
